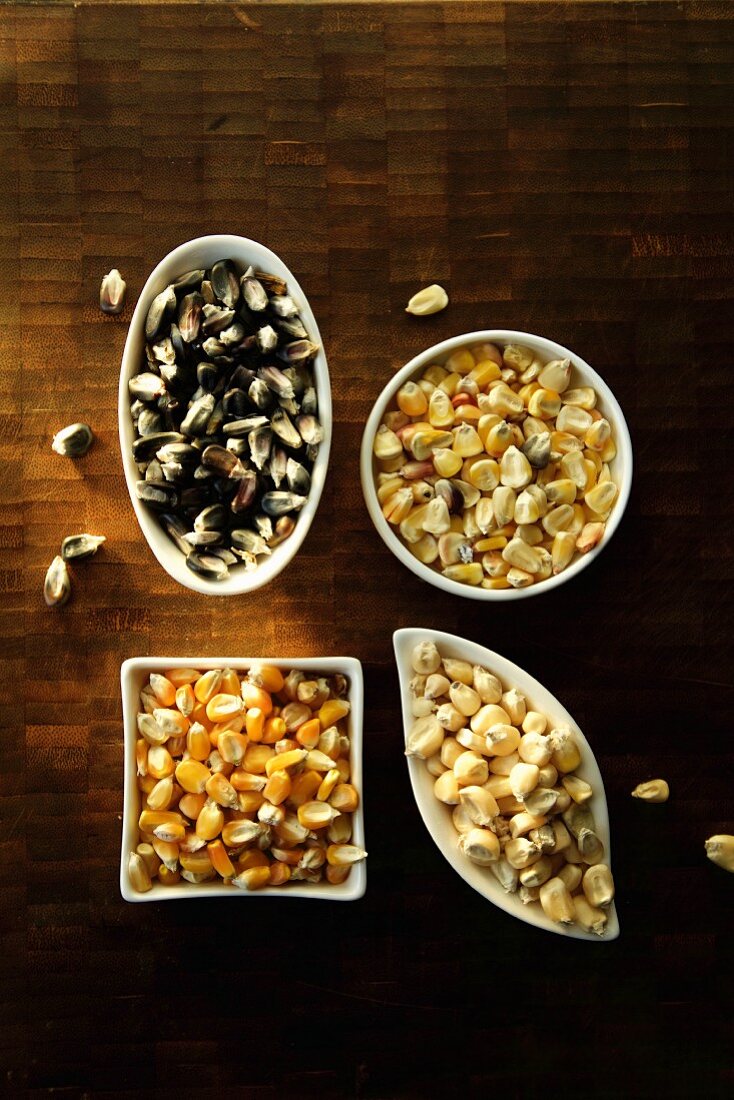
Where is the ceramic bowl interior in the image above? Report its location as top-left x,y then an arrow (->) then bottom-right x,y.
120,655 -> 365,902
361,330 -> 632,600
394,627 -> 619,940
118,234 -> 331,596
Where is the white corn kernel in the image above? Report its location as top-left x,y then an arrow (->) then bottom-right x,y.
509,811 -> 547,839
510,762 -> 540,801
537,357 -> 571,393
449,681 -> 482,717
485,724 -> 521,757
499,446 -> 533,489
504,837 -> 542,869
426,754 -> 447,778
459,785 -> 499,825
518,731 -> 551,766
453,751 -> 489,787
557,863 -> 582,892
501,688 -> 526,725
573,895 -> 608,936
490,858 -> 519,893
434,770 -> 461,804
406,715 -> 444,759
412,642 -> 442,675
436,704 -> 464,733
563,774 -> 594,804
458,827 -> 500,865
471,703 -> 511,735
519,855 -> 553,888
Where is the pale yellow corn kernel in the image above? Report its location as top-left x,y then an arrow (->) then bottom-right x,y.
486,724 -> 521,756
257,800 -> 285,827
434,769 -> 461,804
481,554 -> 509,578
147,776 -> 175,812
515,524 -> 543,547
483,774 -> 513,799
147,745 -> 175,779
585,480 -> 617,515
489,751 -> 519,775
297,801 -> 341,830
397,381 -> 428,417
447,801 -> 472,836
552,787 -> 572,814
438,658 -> 470,685
128,851 -> 153,893
509,809 -> 547,839
504,837 -> 541,869
576,521 -> 605,554
458,827 -> 500,866
571,894 -> 607,936
499,445 -> 533,490
631,778 -> 670,803
453,751 -> 489,787
489,486 -> 514,528
382,487 -> 414,525
551,530 -> 577,574
411,429 -> 455,462
153,708 -> 189,737
563,774 -> 594,804
138,809 -> 184,834
549,730 -> 581,774
459,785 -> 499,825
599,434 -> 616,464
583,863 -> 615,906
444,348 -> 474,375
205,772 -> 239,809
470,703 -> 511,735
430,449 -> 462,481
377,476 -> 406,505
175,759 -> 210,794
538,764 -> 559,788
440,736 -> 464,769
482,576 -> 511,590
451,423 -> 483,458
166,667 -> 200,687
261,747 -> 306,777
556,404 -> 593,437
559,450 -> 588,491
545,478 -> 577,506
175,684 -> 195,718
406,715 -> 444,759
537,357 -> 571,394
512,489 -> 538,525
527,388 -> 562,420
373,423 -> 404,461
539,876 -> 575,924
420,364 -> 447,388
517,732 -> 552,767
330,784 -> 359,813
560,386 -> 595,410
509,762 -> 540,801
443,562 -> 483,585
517,381 -> 539,406
704,835 -> 734,873
436,371 -> 460,397
506,567 -> 534,589
407,533 -> 439,566
523,786 -> 559,817
542,504 -> 575,537
489,386 -> 525,419
475,536 -> 506,553
555,863 -> 581,892
325,843 -> 366,867
136,842 -> 161,879
428,387 -> 456,430
466,458 -> 500,493
521,710 -> 547,736
501,537 -> 542,573
519,855 -> 553,889
484,421 -> 514,459
584,418 -> 611,451
448,682 -> 482,718
498,689 -> 524,726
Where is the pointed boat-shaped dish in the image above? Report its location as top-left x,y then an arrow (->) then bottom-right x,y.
394,627 -> 619,940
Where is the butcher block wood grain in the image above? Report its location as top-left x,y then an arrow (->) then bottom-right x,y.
1,2 -> 733,1096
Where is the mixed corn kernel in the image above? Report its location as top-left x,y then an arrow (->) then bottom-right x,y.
373,341 -> 619,590
408,641 -> 615,934
128,665 -> 365,892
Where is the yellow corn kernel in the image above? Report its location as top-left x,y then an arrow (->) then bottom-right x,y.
175,684 -> 195,718
330,783 -> 359,813
205,772 -> 239,808
138,809 -> 184,833
583,863 -> 615,907
221,819 -> 262,847
204,839 -> 234,879
538,877 -> 575,924
157,864 -> 180,886
187,795 -> 220,840
193,669 -> 223,704
294,717 -> 321,750
135,739 -> 149,777
552,530 -> 577,575
289,769 -> 323,807
248,663 -> 284,693
205,693 -> 244,724
442,562 -> 483,585
147,745 -> 175,780
217,731 -> 249,766
244,707 -> 265,743
297,801 -> 341,830
316,768 -> 340,802
373,423 -> 404,461
178,792 -> 205,820
179,850 -> 214,875
263,770 -> 292,805
482,576 -> 511,590
397,381 -> 429,417
232,866 -> 271,891
240,681 -> 273,714
576,521 -> 605,554
151,838 -> 178,873
262,716 -> 287,744
243,744 -> 274,774
135,842 -> 160,878
175,759 -> 211,794
146,776 -> 175,812
229,769 -> 266,793
318,698 -> 350,729
326,844 -> 367,867
269,861 -> 292,886
326,864 -> 351,885
236,848 -> 270,871
149,673 -> 176,707
166,667 -> 200,687
237,790 -> 264,813
264,748 -> 307,777
275,738 -> 300,754
128,851 -> 153,893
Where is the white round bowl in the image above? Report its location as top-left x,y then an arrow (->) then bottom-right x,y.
119,234 -> 332,596
360,330 -> 632,601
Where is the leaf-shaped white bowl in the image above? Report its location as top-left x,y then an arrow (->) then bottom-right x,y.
394,627 -> 619,940
118,234 -> 332,596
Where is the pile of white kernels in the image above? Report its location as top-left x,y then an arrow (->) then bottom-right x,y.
373,341 -> 618,590
407,641 -> 615,934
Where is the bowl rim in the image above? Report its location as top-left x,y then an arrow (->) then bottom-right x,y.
360,329 -> 633,600
118,234 -> 332,596
394,627 -> 619,940
120,655 -> 366,902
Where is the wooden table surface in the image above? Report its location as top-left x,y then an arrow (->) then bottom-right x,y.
1,1 -> 733,1096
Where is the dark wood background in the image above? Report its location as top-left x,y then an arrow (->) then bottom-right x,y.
1,1 -> 733,1096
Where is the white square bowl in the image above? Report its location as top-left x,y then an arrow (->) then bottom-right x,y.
120,655 -> 365,901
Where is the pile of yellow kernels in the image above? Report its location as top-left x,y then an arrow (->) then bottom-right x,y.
128,665 -> 365,892
408,641 -> 615,934
373,341 -> 619,590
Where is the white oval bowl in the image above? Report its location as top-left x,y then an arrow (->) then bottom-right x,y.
120,655 -> 365,902
119,235 -> 332,596
394,627 -> 619,940
361,330 -> 632,600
